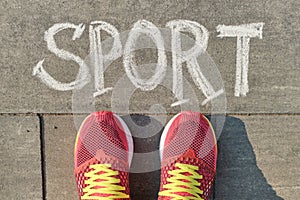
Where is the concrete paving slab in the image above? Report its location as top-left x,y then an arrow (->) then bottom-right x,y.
241,115 -> 300,190
215,115 -> 300,200
1,0 -> 299,114
275,187 -> 300,200
44,115 -> 78,200
0,115 -> 42,200
1,1 -> 299,200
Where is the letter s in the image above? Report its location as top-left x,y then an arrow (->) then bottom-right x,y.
33,23 -> 90,91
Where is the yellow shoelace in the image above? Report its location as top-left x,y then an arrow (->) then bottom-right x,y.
82,164 -> 129,200
158,163 -> 204,200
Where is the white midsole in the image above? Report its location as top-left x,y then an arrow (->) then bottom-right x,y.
159,112 -> 182,160
114,114 -> 134,166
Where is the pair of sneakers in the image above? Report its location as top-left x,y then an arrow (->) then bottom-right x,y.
74,111 -> 217,200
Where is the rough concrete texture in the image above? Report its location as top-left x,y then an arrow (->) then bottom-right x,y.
241,115 -> 300,199
1,0 -> 299,200
44,115 -> 78,200
215,115 -> 300,200
0,116 -> 42,200
1,0 -> 299,114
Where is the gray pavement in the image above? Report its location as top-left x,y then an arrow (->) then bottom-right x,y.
1,0 -> 299,114
0,116 -> 42,200
1,0 -> 299,200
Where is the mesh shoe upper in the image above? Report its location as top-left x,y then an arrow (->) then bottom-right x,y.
74,111 -> 133,200
159,111 -> 217,200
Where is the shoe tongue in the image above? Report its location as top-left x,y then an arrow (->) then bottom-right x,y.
95,149 -> 109,160
162,148 -> 215,173
75,150 -> 130,199
75,150 -> 128,174
162,148 -> 196,166
95,150 -> 127,167
183,148 -> 196,158
162,150 -> 203,199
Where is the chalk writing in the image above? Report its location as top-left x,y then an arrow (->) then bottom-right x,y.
33,20 -> 264,104
33,23 -> 90,91
124,20 -> 167,91
89,21 -> 122,97
217,23 -> 264,96
167,20 -> 224,105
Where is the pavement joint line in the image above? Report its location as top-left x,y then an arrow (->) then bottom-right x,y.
37,113 -> 47,200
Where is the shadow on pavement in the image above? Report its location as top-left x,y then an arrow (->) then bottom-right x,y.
122,114 -> 162,200
214,116 -> 283,200
121,114 -> 283,200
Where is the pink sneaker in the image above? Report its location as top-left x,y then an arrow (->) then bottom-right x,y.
158,111 -> 217,200
74,111 -> 133,199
